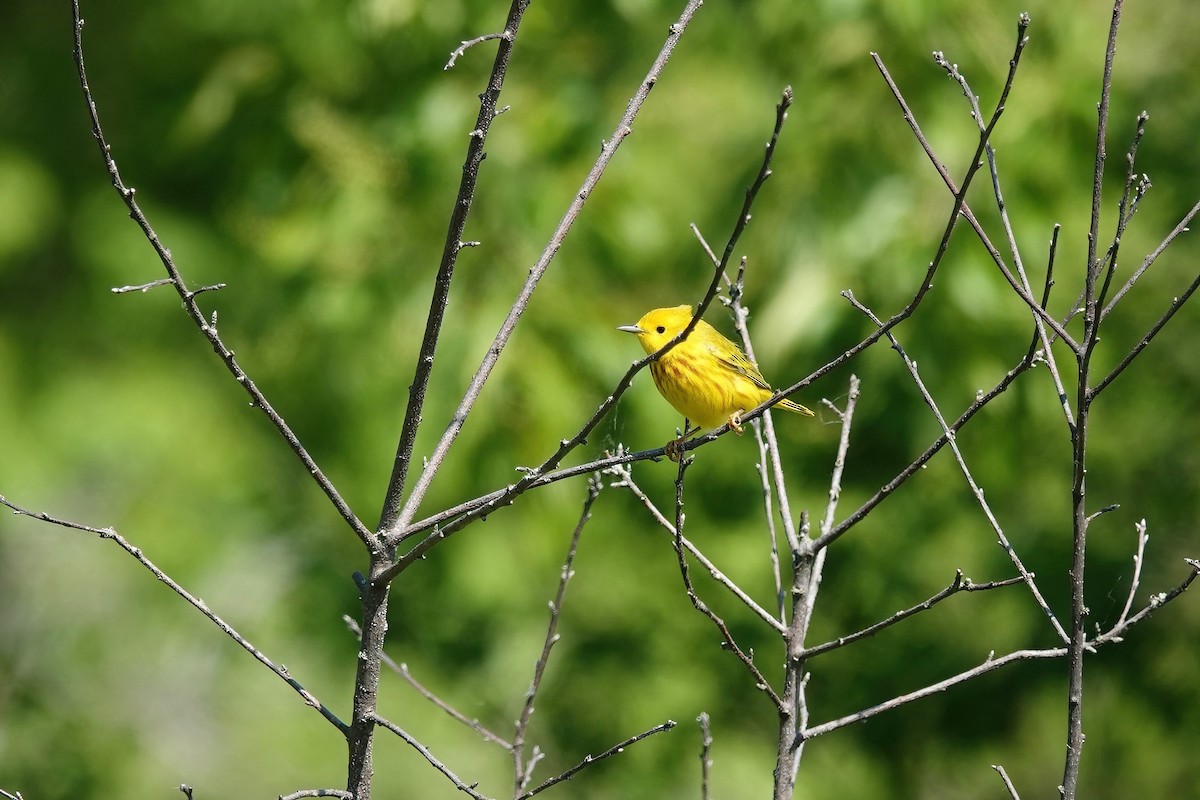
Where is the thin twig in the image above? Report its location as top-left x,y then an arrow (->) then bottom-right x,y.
1,495 -> 346,732
607,461 -> 785,633
1089,265 -> 1200,398
515,720 -> 678,799
671,455 -> 785,710
1029,224 -> 1075,435
383,0 -> 707,545
1113,519 -> 1148,632
445,32 -> 507,70
1101,198 -> 1200,320
799,572 -> 1023,660
1094,557 -> 1200,646
513,476 -> 602,794
1094,112 -> 1151,312
937,46 -> 1078,439
844,293 -> 1069,643
369,714 -> 492,800
697,713 -> 713,800
871,24 -> 1080,354
70,0 -> 375,551
111,278 -> 173,294
342,615 -> 511,749
799,647 -> 1068,743
278,791 -> 355,800
378,0 -> 530,536
993,765 -> 1023,800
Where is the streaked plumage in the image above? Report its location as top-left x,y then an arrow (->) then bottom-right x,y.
619,305 -> 813,432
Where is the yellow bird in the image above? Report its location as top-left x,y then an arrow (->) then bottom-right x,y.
619,305 -> 813,449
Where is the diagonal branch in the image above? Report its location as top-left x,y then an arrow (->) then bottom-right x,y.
342,616 -> 512,750
70,0 -> 375,551
844,292 -> 1068,642
798,572 -> 1023,660
515,721 -> 678,800
383,0 -> 707,543
370,713 -> 492,800
671,456 -> 785,711
379,0 -> 530,535
2,495 -> 346,733
607,461 -> 786,634
873,20 -> 1079,354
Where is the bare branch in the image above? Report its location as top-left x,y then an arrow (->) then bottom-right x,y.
1113,519 -> 1149,632
1,495 -> 346,732
798,572 -> 1024,660
697,713 -> 713,800
1094,556 -> 1200,646
445,32 -> 508,70
70,0 -> 375,550
993,765 -> 1023,800
607,461 -> 786,633
843,293 -> 1069,643
515,720 -> 678,800
379,0 -> 532,536
342,616 -> 512,749
937,47 -> 1079,439
513,476 -> 602,793
278,791 -> 355,800
871,21 -> 1080,354
1101,197 -> 1200,320
1089,264 -> 1200,398
111,278 -> 173,294
383,0 -> 707,543
369,714 -> 492,800
671,456 -> 785,711
798,647 -> 1068,743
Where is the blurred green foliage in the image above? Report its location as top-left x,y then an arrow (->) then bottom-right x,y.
2,0 -> 1199,797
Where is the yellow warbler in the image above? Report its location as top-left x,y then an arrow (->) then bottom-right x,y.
619,305 -> 814,441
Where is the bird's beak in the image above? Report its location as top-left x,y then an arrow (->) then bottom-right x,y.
617,324 -> 643,334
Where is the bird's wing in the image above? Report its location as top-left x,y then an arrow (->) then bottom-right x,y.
708,342 -> 773,391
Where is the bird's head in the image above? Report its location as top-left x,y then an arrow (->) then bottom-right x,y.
618,305 -> 696,354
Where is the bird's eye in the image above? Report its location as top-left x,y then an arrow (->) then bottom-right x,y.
655,326 -> 666,334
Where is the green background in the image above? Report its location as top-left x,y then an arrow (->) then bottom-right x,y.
2,0 -> 1199,797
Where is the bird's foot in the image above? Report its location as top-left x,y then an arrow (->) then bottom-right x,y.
665,424 -> 700,462
729,411 -> 745,435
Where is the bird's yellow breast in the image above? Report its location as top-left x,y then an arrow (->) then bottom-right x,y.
651,347 -> 757,429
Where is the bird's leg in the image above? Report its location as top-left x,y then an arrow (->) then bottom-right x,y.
665,421 -> 699,462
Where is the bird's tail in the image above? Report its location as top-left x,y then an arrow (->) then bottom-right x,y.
778,398 -> 815,417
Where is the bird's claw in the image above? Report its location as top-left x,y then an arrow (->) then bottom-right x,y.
729,411 -> 745,435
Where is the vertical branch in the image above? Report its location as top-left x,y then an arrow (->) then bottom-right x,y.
671,455 -> 783,709
697,712 -> 713,800
379,0 -> 531,533
1063,3 -> 1124,797
775,378 -> 859,800
346,580 -> 392,799
512,477 -> 602,796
